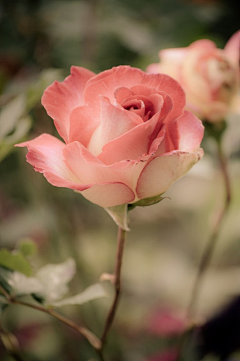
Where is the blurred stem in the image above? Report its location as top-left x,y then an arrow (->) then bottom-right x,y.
82,0 -> 98,68
0,326 -> 26,361
99,226 -> 126,357
187,137 -> 231,323
0,284 -> 101,350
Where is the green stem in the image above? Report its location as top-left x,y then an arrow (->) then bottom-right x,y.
99,226 -> 127,358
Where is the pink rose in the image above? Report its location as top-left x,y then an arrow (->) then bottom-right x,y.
147,31 -> 240,122
16,66 -> 203,208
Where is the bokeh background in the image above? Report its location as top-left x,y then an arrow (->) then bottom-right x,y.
0,0 -> 240,360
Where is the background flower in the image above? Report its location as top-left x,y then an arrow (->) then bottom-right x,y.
147,31 -> 240,122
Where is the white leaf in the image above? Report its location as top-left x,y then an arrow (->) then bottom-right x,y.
52,283 -> 107,308
36,258 -> 76,302
7,272 -> 44,296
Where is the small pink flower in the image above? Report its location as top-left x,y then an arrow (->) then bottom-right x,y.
147,31 -> 240,122
16,66 -> 203,208
145,349 -> 178,361
147,309 -> 185,337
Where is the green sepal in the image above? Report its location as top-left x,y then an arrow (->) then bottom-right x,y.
104,203 -> 129,231
128,194 -> 165,211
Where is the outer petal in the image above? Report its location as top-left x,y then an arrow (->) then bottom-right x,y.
42,66 -> 95,143
189,39 -> 217,51
16,135 -> 135,207
64,141 -> 132,184
159,48 -> 188,63
136,150 -> 203,200
84,66 -> 186,122
147,48 -> 187,82
158,48 -> 187,80
80,183 -> 135,208
146,63 -> 161,74
224,30 -> 240,69
15,134 -> 91,191
171,110 -> 204,152
64,141 -> 146,192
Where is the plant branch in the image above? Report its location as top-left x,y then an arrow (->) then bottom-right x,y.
0,285 -> 101,350
0,284 -> 11,301
187,139 -> 231,323
100,226 -> 127,351
12,298 -> 101,350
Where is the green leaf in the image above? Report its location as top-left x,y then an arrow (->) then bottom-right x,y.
51,283 -> 107,308
0,267 -> 12,294
17,238 -> 37,257
105,203 -> 129,231
0,249 -> 32,276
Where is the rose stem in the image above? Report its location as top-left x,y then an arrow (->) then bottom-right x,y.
100,226 -> 126,352
0,284 -> 101,350
187,138 -> 231,323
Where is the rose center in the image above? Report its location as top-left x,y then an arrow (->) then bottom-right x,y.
121,96 -> 155,122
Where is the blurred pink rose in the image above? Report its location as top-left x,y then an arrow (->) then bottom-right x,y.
147,31 -> 240,122
16,66 -> 203,208
147,309 -> 185,337
145,349 -> 178,361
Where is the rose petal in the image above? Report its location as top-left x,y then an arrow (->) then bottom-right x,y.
224,30 -> 240,69
146,63 -> 161,74
69,105 -> 100,146
171,110 -> 204,152
160,48 -> 188,63
189,39 -> 217,51
84,66 -> 185,121
114,87 -> 135,104
157,48 -> 188,80
80,183 -> 135,207
15,134 -> 91,191
64,141 -> 146,193
87,97 -> 141,156
98,112 -> 162,164
136,150 -> 203,199
42,66 -> 95,142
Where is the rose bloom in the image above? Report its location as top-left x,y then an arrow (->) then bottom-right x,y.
147,31 -> 240,122
16,66 -> 203,208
